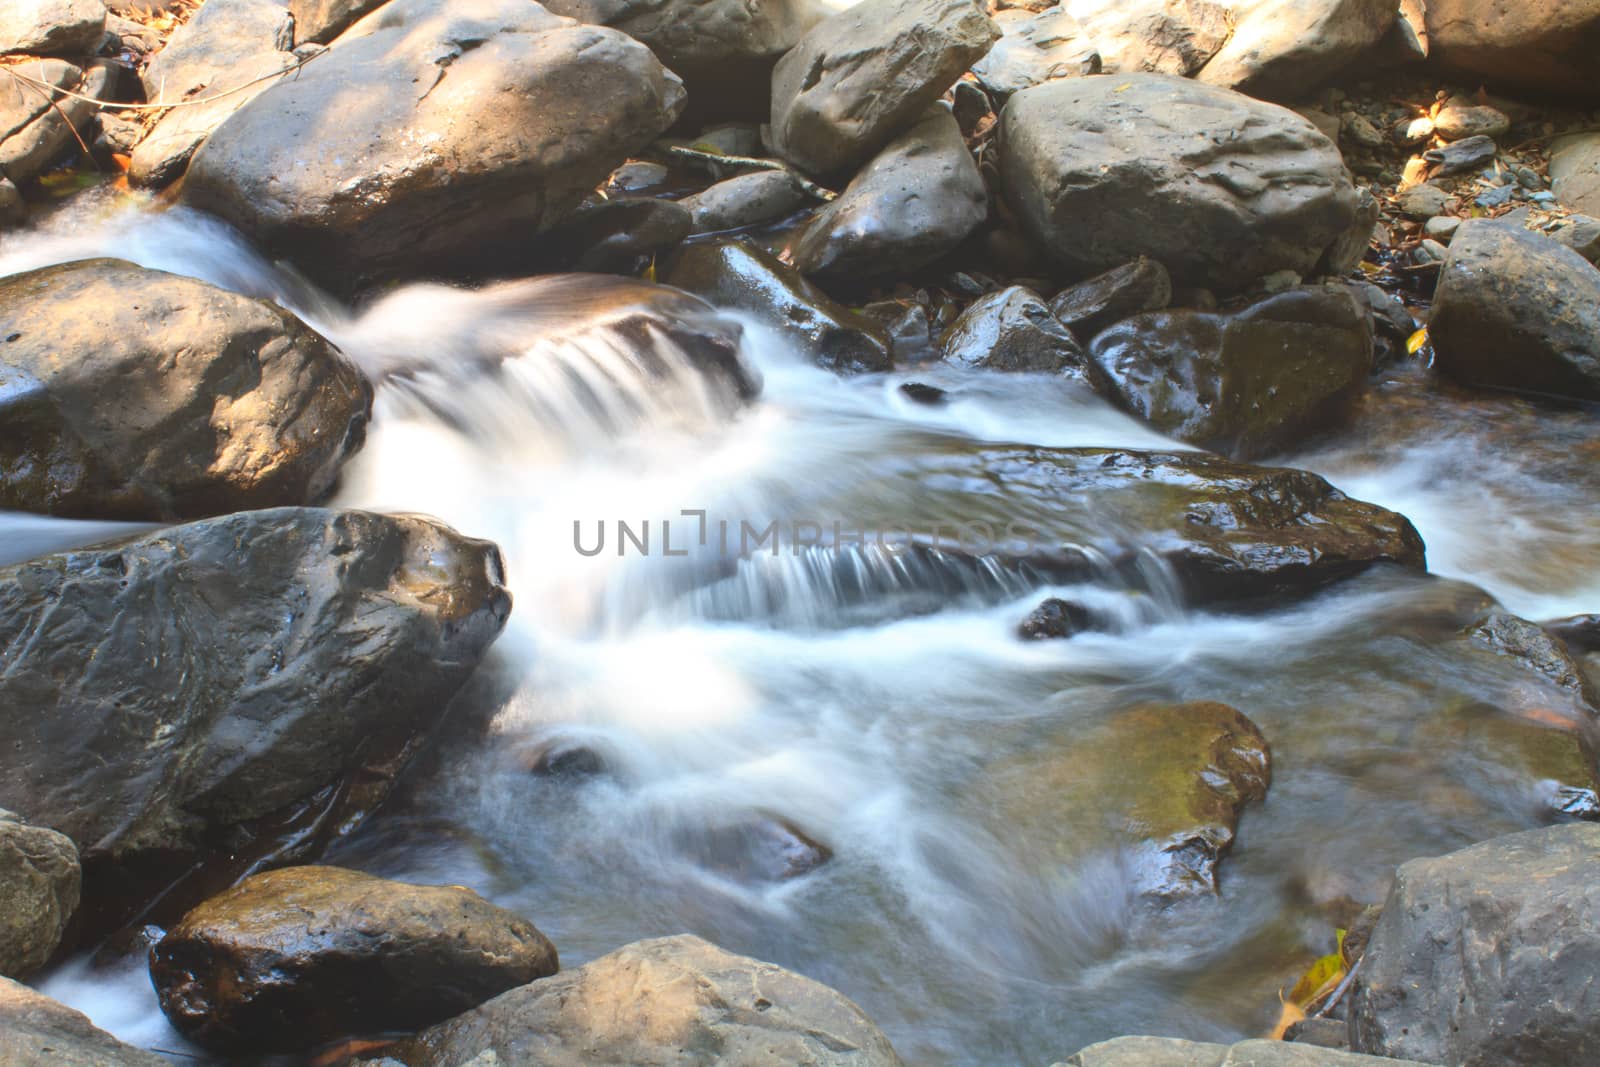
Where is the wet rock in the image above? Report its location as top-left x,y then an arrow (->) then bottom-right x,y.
1348,280 -> 1417,364
1429,219 -> 1600,401
0,977 -> 169,1067
1070,0 -> 1233,78
899,381 -> 947,405
791,106 -> 987,287
1433,100 -> 1510,143
0,0 -> 107,56
1048,257 -> 1172,339
1349,823 -> 1600,1067
987,701 -> 1270,899
289,0 -> 390,44
940,285 -> 1086,373
668,238 -> 892,373
1018,597 -> 1093,639
1549,214 -> 1600,264
0,259 -> 371,521
1417,699 -> 1600,823
1087,285 -> 1374,460
682,170 -> 808,233
1550,132 -> 1600,216
387,934 -> 907,1066
524,740 -> 607,777
1197,0 -> 1396,100
971,6 -> 1096,98
606,160 -> 670,196
0,508 -> 510,928
1546,614 -> 1600,654
0,59 -> 114,186
183,0 -> 686,293
871,300 -> 937,364
150,866 -> 557,1053
530,196 -> 691,273
672,815 -> 832,884
0,811 -> 79,980
1423,134 -> 1496,179
0,179 -> 21,228
999,74 -> 1359,293
1056,1036 -> 1435,1066
1421,0 -> 1600,100
768,0 -> 998,178
1467,610 -> 1599,711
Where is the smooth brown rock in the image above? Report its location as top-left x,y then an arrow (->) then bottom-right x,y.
1422,0 -> 1600,100
0,977 -> 169,1067
0,811 -> 79,979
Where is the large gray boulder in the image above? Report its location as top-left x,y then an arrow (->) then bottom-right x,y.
0,811 -> 79,980
1069,0 -> 1233,76
289,0 -> 388,43
1349,824 -> 1600,1067
768,0 -> 998,178
0,0 -> 107,56
0,59 -> 113,186
971,6 -> 1096,98
1197,0 -> 1398,100
1422,0 -> 1600,100
0,508 -> 510,924
0,977 -> 169,1067
384,934 -> 906,1066
0,259 -> 371,521
183,0 -> 687,292
791,106 -> 987,287
1057,1036 -> 1436,1066
999,74 -> 1359,293
1429,220 -> 1600,401
151,866 -> 558,1054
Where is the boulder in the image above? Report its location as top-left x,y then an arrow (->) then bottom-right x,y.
1433,100 -> 1511,142
1087,285 -> 1374,459
1197,0 -> 1397,100
999,74 -> 1359,293
1057,1036 -> 1436,1066
0,59 -> 114,186
791,106 -> 987,287
0,0 -> 107,56
1018,597 -> 1095,639
289,0 -> 389,43
385,934 -> 905,1066
0,977 -> 170,1067
0,259 -> 371,521
1429,219 -> 1600,401
971,6 -> 1096,98
1048,256 -> 1172,339
682,170 -> 808,233
1068,0 -> 1233,77
1550,132 -> 1600,216
183,0 -> 687,293
150,866 -> 558,1053
668,239 -> 893,373
940,285 -> 1087,373
1422,0 -> 1600,100
1349,824 -> 1600,1067
767,0 -> 998,178
0,508 -> 510,927
0,811 -> 79,979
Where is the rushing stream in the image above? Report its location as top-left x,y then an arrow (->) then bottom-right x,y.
5,201 -> 1600,1065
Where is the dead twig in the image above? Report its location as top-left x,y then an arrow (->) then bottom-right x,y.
654,143 -> 838,202
0,49 -> 320,114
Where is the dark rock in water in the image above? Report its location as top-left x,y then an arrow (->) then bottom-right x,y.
1421,0 -> 1600,101
1058,1036 -> 1434,1065
0,810 -> 79,980
1423,134 -> 1497,179
1196,0 -> 1397,101
388,935 -> 906,1066
1087,285 -> 1374,460
1467,610 -> 1599,711
791,107 -> 987,288
1429,220 -> 1600,401
870,301 -> 937,364
768,0 -> 998,178
0,0 -> 107,56
999,74 -> 1359,293
183,0 -> 686,293
1545,614 -> 1600,654
668,238 -> 892,373
0,977 -> 169,1067
1283,1017 -> 1352,1050
1348,280 -> 1417,365
1417,698 -> 1600,824
0,508 -> 510,932
898,382 -> 948,405
941,286 -> 1086,374
530,196 -> 692,273
1349,823 -> 1600,1067
1049,257 -> 1172,340
1018,598 -> 1093,639
149,866 -> 558,1054
0,259 -> 371,522
682,170 -> 809,234
673,815 -> 832,884
524,740 -> 608,777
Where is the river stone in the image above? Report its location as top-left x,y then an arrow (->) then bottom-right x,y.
1197,0 -> 1397,100
0,977 -> 170,1067
971,6 -> 1096,98
151,866 -> 558,1053
1057,1036 -> 1436,1066
1467,610 -> 1600,711
791,106 -> 987,288
289,0 -> 388,43
1069,0 -> 1234,77
1422,0 -> 1600,100
1548,214 -> 1600,264
1429,219 -> 1600,401
1550,132 -> 1600,216
668,238 -> 893,373
183,0 -> 687,293
682,170 -> 808,233
0,0 -> 107,56
0,811 -> 79,980
986,702 -> 1270,899
0,508 -> 510,926
0,259 -> 371,521
0,59 -> 113,186
940,285 -> 1087,374
528,196 -> 691,273
767,0 -> 999,178
1416,699 -> 1600,822
385,934 -> 906,1066
1087,285 -> 1373,460
999,74 -> 1359,293
1433,100 -> 1511,143
1349,823 -> 1600,1066
1049,256 -> 1172,339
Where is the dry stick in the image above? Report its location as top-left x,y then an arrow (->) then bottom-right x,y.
0,49 -> 321,114
654,143 -> 838,202
1312,956 -> 1363,1019
20,59 -> 99,172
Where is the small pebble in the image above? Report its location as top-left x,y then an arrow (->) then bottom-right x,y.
1396,116 -> 1435,145
1424,215 -> 1460,241
1476,184 -> 1516,208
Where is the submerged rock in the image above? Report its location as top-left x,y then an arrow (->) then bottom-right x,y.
0,259 -> 371,522
1349,824 -> 1600,1067
1197,0 -> 1397,100
1057,1036 -> 1436,1066
385,934 -> 906,1066
150,866 -> 558,1053
1467,610 -> 1599,711
1048,257 -> 1172,339
672,815 -> 833,884
0,811 -> 79,979
941,286 -> 1086,374
1087,285 -> 1374,460
999,75 -> 1359,293
1018,597 -> 1094,639
0,977 -> 169,1067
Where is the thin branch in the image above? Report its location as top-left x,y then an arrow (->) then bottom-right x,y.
0,49 -> 319,114
654,143 -> 837,202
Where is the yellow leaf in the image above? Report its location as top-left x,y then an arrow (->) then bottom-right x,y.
1407,327 -> 1429,355
1114,82 -> 1133,92
643,255 -> 657,284
1288,952 -> 1345,1007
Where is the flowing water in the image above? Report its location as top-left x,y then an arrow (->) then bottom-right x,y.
5,204 -> 1600,1066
